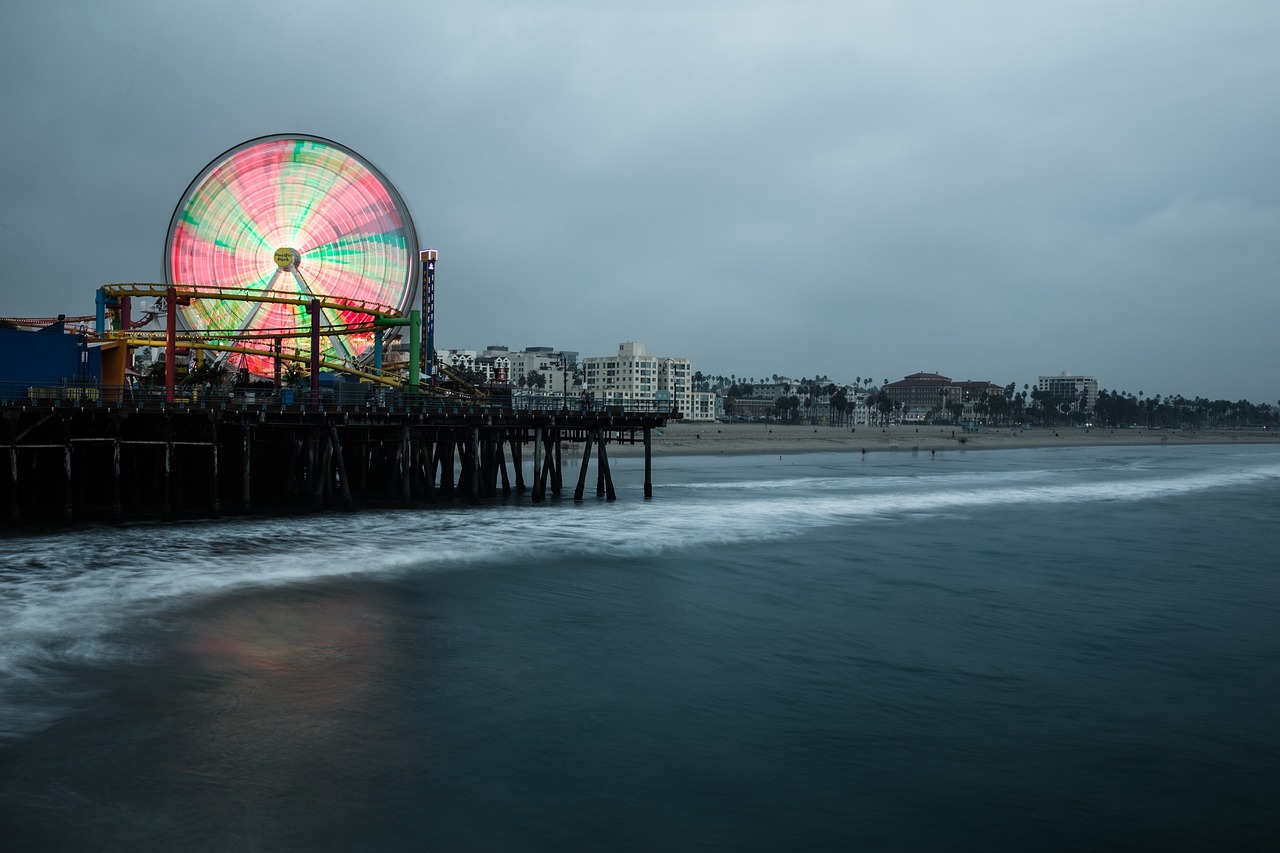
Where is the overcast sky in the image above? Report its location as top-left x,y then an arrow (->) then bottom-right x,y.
2,1 -> 1277,401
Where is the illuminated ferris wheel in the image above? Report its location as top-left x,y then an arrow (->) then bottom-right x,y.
164,134 -> 418,373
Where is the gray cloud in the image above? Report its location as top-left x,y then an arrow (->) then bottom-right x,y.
2,0 -> 1277,401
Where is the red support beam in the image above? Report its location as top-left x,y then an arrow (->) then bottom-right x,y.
309,298 -> 321,405
165,287 -> 177,404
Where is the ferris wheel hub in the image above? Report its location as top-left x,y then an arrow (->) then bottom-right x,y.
273,247 -> 300,269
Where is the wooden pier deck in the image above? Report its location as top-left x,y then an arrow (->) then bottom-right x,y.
1,398 -> 670,528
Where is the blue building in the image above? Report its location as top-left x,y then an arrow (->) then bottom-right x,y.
0,320 -> 99,401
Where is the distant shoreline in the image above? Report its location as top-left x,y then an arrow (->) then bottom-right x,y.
607,422 -> 1280,458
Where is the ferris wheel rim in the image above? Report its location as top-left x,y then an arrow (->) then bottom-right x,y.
162,132 -> 419,310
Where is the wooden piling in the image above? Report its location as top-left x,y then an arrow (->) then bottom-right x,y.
644,427 -> 653,499
468,427 -> 481,505
510,438 -> 525,492
400,426 -> 411,504
0,405 -> 667,527
161,440 -> 171,521
497,437 -> 511,497
552,434 -> 563,496
209,441 -> 219,517
439,437 -> 455,495
64,442 -> 74,525
599,438 -> 616,501
8,445 -> 17,524
574,429 -> 596,501
532,427 -> 544,503
241,423 -> 252,512
329,427 -> 353,511
313,429 -> 330,510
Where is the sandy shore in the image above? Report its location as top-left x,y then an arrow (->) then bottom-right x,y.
606,422 -> 1279,458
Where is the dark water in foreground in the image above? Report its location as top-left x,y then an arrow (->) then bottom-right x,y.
2,445 -> 1279,851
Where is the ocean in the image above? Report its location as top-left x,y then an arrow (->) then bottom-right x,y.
2,444 -> 1279,851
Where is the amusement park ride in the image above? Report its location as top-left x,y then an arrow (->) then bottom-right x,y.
86,134 -> 466,403
1,135 -> 669,525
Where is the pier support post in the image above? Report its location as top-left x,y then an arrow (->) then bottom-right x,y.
10,445 -> 19,524
312,428 -> 329,510
574,429 -> 596,501
424,432 -> 440,499
599,438 -> 616,501
644,427 -> 653,499
286,432 -> 301,498
510,438 -> 525,492
308,429 -> 321,509
596,433 -> 605,497
400,426 -> 411,504
468,427 -> 481,505
552,435 -> 563,496
241,423 -> 252,513
439,437 -> 455,495
497,437 -> 511,496
162,440 -> 172,521
532,427 -> 544,503
111,439 -> 122,523
63,442 -> 74,525
210,440 -> 219,517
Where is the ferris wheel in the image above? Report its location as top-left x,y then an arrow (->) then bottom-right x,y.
164,134 -> 418,373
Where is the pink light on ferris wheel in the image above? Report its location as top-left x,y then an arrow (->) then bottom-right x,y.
164,134 -> 418,374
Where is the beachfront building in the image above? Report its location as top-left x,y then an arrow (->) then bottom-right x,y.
1038,372 -> 1099,413
852,396 -> 872,426
728,397 -> 776,420
435,348 -> 478,376
724,380 -> 864,426
581,342 -> 697,418
690,390 -> 721,421
480,345 -> 579,399
883,372 -> 1005,422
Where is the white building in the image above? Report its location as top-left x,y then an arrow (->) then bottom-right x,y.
480,345 -> 578,398
689,390 -> 720,422
581,341 -> 697,418
1038,373 -> 1099,412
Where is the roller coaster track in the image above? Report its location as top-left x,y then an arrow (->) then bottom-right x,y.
113,333 -> 486,398
95,287 -> 485,398
14,284 -> 486,398
123,336 -> 401,387
99,282 -> 403,319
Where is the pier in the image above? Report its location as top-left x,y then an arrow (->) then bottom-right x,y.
1,391 -> 670,528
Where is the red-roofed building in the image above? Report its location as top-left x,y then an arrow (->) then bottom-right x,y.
883,372 -> 1005,422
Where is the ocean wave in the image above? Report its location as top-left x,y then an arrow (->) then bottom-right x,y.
2,448 -> 1278,741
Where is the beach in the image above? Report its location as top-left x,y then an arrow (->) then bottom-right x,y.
609,421 -> 1279,457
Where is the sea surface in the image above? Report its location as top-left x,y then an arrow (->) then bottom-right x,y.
2,444 -> 1279,851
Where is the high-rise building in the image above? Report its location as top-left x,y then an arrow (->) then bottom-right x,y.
1037,373 -> 1098,412
581,342 -> 694,417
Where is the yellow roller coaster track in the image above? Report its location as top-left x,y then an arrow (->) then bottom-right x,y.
99,282 -> 403,319
94,284 -> 486,398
